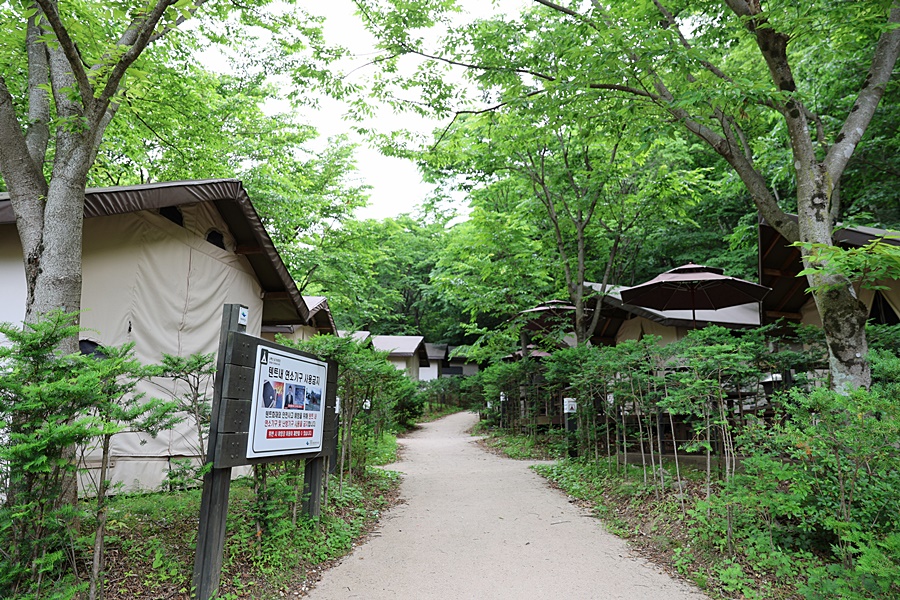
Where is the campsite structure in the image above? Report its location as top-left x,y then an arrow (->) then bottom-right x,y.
0,179 -> 310,492
371,335 -> 430,380
758,216 -> 900,327
261,295 -> 338,342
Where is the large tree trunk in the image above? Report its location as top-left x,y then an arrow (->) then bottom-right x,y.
672,0 -> 900,390
797,174 -> 870,391
25,169 -> 88,326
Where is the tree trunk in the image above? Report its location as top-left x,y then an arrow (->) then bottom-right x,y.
90,434 -> 112,600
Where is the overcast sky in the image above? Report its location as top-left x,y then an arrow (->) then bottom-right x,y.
306,0 -> 528,221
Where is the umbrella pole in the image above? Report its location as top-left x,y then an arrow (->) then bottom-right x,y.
691,287 -> 697,329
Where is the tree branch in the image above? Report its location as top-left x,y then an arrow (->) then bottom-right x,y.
430,89 -> 546,151
34,0 -> 93,104
587,82 -> 656,98
825,4 -> 900,180
25,7 -> 50,171
532,0 -> 581,20
0,76 -> 48,197
94,0 -> 178,111
145,0 -> 210,44
397,43 -> 556,84
652,0 -> 736,86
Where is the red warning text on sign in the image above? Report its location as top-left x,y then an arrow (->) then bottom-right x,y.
266,429 -> 314,439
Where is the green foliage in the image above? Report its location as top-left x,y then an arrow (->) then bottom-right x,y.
694,351 -> 900,598
153,352 -> 216,481
0,312 -> 179,598
418,375 -> 470,420
288,334 -> 417,481
481,320 -> 900,597
482,430 -> 568,461
795,235 -> 900,292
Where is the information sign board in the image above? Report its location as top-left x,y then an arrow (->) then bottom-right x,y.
246,344 -> 328,458
563,397 -> 577,413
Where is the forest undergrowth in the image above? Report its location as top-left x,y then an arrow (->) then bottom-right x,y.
79,465 -> 401,600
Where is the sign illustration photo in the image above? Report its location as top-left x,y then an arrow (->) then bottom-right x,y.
246,344 -> 329,458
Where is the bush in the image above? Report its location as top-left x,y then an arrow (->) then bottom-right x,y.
703,353 -> 900,597
0,313 -> 179,598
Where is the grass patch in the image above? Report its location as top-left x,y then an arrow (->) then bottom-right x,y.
477,428 -> 569,460
534,458 -> 804,600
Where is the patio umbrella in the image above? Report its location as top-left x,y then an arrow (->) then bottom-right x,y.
518,300 -> 580,332
619,263 -> 771,328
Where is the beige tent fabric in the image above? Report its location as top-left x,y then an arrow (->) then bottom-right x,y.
878,281 -> 900,316
616,316 -> 680,345
84,211 -> 263,491
801,280 -> 900,328
798,296 -> 827,327
858,282 -> 900,321
0,226 -> 26,331
180,202 -> 236,252
0,210 -> 266,492
260,324 -> 319,344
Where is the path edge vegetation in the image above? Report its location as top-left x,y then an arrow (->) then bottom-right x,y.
472,323 -> 900,600
0,312 -> 481,599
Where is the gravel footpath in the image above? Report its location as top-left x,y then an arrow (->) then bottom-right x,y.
305,411 -> 708,600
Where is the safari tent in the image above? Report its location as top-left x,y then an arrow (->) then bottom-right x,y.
261,295 -> 338,342
584,283 -> 762,346
419,343 -> 448,381
0,179 -> 310,493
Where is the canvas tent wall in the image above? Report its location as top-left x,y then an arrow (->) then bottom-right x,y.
0,179 -> 309,493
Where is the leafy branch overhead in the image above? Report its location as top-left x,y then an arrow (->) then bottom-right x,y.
795,234 -> 900,292
352,0 -> 900,390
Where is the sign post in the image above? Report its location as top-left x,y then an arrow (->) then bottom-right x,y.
193,305 -> 337,600
563,397 -> 578,458
193,304 -> 245,600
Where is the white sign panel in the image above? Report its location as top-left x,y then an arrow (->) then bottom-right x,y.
563,397 -> 577,414
246,345 -> 328,458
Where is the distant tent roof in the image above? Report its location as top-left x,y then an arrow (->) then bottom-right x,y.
338,330 -> 371,343
502,344 -> 553,361
302,295 -> 337,335
424,343 -> 448,361
371,335 -> 430,366
0,179 -> 308,325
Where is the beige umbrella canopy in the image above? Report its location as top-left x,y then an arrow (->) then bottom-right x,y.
620,263 -> 771,327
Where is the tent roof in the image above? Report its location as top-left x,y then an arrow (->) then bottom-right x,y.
424,342 -> 448,361
339,330 -> 371,343
758,215 -> 900,323
371,335 -> 430,366
302,295 -> 337,335
585,282 -> 760,339
1,179 -> 308,325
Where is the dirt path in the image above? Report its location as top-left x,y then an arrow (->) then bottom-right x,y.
305,411 -> 708,599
